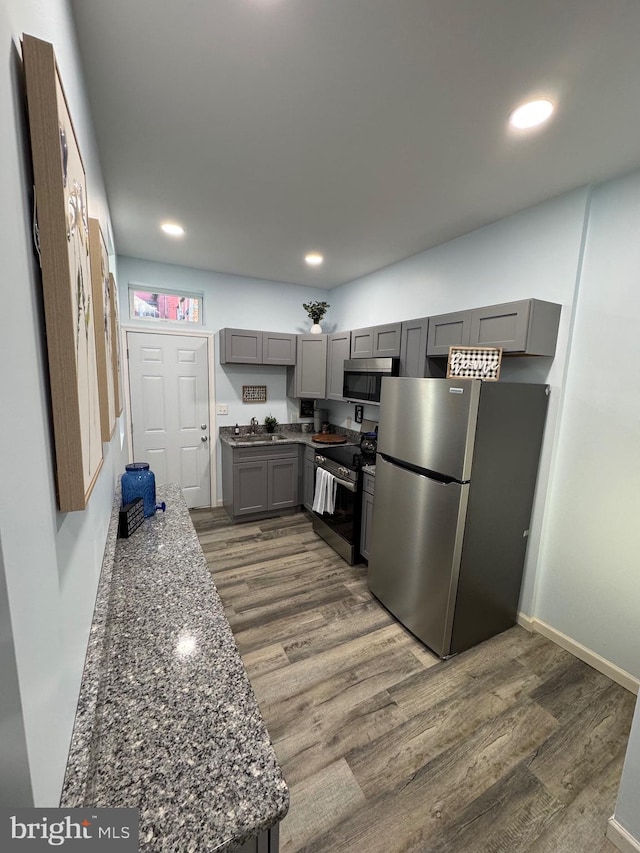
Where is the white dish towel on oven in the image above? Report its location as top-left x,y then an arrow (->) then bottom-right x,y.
312,468 -> 337,514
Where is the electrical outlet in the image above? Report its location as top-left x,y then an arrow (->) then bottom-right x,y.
216,403 -> 228,415
346,417 -> 352,428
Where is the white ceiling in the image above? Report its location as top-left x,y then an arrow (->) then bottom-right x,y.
70,0 -> 640,289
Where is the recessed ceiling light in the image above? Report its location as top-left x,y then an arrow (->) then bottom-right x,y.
509,99 -> 555,130
161,222 -> 185,237
305,252 -> 324,266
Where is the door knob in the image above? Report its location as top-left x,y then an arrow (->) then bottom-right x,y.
201,435 -> 209,442
201,424 -> 208,430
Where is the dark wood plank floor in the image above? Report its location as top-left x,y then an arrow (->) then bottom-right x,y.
190,507 -> 634,853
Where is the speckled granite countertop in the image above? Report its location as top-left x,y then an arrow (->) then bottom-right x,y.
61,484 -> 288,851
219,428 -> 358,450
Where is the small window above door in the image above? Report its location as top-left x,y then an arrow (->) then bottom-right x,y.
129,284 -> 203,324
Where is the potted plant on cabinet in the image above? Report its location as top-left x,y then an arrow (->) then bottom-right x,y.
303,300 -> 330,334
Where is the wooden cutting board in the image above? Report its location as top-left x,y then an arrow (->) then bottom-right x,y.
311,433 -> 348,444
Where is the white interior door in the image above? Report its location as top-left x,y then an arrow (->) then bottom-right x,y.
127,331 -> 211,508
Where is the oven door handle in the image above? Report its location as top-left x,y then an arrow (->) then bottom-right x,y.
316,467 -> 357,493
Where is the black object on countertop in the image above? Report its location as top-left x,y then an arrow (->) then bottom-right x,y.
118,497 -> 144,539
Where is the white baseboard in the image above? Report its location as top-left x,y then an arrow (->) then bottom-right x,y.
516,612 -> 535,632
607,817 -> 640,853
517,613 -> 639,695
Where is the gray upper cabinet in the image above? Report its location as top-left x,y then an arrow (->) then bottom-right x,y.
372,322 -> 402,357
426,310 -> 472,356
350,327 -> 374,358
399,317 -> 429,377
292,334 -> 327,398
263,332 -> 296,365
220,328 -> 263,364
327,331 -> 351,400
220,328 -> 296,365
351,323 -> 402,358
469,298 -> 561,355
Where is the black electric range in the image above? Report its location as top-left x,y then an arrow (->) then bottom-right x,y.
311,443 -> 376,564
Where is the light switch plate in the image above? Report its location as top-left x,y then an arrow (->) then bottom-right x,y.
216,403 -> 228,415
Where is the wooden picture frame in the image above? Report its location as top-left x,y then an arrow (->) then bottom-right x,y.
22,34 -> 103,511
447,346 -> 503,381
109,273 -> 123,417
89,219 -> 116,441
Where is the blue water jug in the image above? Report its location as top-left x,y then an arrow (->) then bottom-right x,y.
121,462 -> 157,518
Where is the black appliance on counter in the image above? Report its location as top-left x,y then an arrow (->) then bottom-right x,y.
312,443 -> 376,564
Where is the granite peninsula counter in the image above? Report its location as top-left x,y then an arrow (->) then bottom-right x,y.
61,484 -> 288,852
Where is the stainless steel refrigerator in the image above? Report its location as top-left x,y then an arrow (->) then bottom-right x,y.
368,377 -> 549,658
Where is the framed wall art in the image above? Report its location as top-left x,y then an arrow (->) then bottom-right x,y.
89,218 -> 116,441
242,385 -> 267,404
447,346 -> 503,381
22,34 -> 103,511
109,273 -> 123,417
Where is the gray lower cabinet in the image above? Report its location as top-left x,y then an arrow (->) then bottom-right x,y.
220,329 -> 296,365
360,472 -> 375,561
290,334 -> 327,398
350,323 -> 402,359
399,317 -> 429,377
303,446 -> 316,511
327,331 -> 351,400
426,310 -> 472,356
236,824 -> 280,853
223,443 -> 299,520
469,298 -> 561,355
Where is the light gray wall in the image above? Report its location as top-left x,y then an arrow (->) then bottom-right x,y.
534,169 -> 640,678
0,536 -> 32,805
614,693 -> 640,841
0,0 -> 125,805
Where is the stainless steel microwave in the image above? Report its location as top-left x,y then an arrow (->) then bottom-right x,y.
342,357 -> 400,404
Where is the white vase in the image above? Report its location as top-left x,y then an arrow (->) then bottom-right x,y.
310,323 -> 323,334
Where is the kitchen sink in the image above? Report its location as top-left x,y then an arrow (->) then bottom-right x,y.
234,433 -> 289,444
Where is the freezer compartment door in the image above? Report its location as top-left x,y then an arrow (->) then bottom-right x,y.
368,455 -> 468,657
378,377 -> 481,481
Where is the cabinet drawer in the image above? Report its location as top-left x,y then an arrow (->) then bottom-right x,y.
233,444 -> 298,463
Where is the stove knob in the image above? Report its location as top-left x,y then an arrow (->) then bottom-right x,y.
316,455 -> 325,464
338,466 -> 349,477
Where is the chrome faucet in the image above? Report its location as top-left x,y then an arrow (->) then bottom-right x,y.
250,417 -> 259,435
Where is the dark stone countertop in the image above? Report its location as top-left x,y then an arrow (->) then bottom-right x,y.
219,424 -> 360,451
61,484 -> 288,851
